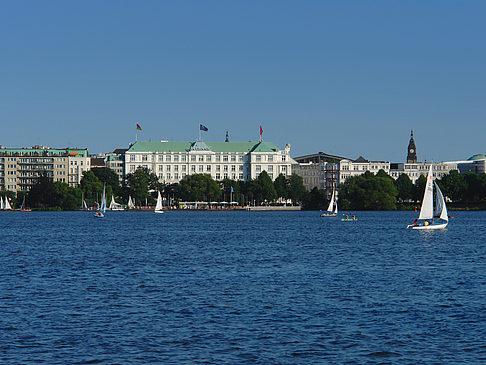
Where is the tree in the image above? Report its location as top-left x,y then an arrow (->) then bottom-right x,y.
126,167 -> 159,205
80,170 -> 104,206
27,172 -> 58,209
274,173 -> 288,200
177,174 -> 221,202
438,170 -> 465,202
91,167 -> 120,196
339,171 -> 397,210
302,187 -> 328,210
395,173 -> 414,202
287,174 -> 306,204
256,171 -> 277,203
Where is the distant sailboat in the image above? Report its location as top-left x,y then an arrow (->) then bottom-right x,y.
4,196 -> 12,210
320,188 -> 338,217
0,196 -> 4,210
95,185 -> 106,218
407,165 -> 448,230
155,191 -> 164,214
109,195 -> 124,211
127,195 -> 135,209
19,196 -> 31,211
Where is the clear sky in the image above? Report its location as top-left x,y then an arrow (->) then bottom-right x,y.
1,1 -> 484,162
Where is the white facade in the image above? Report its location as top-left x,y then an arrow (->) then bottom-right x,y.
124,141 -> 295,183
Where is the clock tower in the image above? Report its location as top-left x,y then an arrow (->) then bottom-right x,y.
407,130 -> 417,163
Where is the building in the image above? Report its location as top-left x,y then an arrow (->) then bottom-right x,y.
123,140 -> 295,183
0,145 -> 90,192
293,152 -> 347,191
106,148 -> 127,182
406,130 -> 417,163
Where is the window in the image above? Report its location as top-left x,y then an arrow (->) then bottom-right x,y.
199,155 -> 204,162
268,155 -> 273,162
191,156 -> 196,161
130,165 -> 136,172
158,155 -> 163,162
216,165 -> 221,172
174,173 -> 179,179
167,165 -> 171,172
224,165 -> 228,172
158,165 -> 163,171
256,165 -> 261,173
130,155 -> 135,162
268,165 -> 273,171
206,165 -> 211,172
142,155 -> 148,162
256,155 -> 261,162
231,155 -> 236,162
174,155 -> 179,162
167,173 -> 171,179
223,155 -> 228,162
191,166 -> 196,172
182,165 -> 186,172
198,165 -> 203,172
216,155 -> 221,162
231,165 -> 236,172
216,173 -> 221,180
174,165 -> 179,172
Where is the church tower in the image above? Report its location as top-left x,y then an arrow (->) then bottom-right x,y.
407,130 -> 417,163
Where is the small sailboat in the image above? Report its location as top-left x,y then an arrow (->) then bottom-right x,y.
155,191 -> 164,214
321,188 -> 338,217
127,195 -> 135,209
0,196 -> 4,210
109,195 -> 124,211
4,196 -> 12,210
19,196 -> 32,211
94,185 -> 106,218
407,165 -> 448,230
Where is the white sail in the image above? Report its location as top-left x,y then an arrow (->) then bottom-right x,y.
100,185 -> 106,214
418,165 -> 434,220
128,196 -> 135,209
327,189 -> 335,213
82,199 -> 88,210
4,197 -> 12,210
333,191 -> 338,214
0,196 -> 4,210
155,191 -> 163,213
109,195 -> 116,210
434,182 -> 449,222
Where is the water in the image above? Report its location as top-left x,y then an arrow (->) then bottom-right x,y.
0,210 -> 484,364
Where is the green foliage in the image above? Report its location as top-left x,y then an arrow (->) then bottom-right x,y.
302,187 -> 328,210
256,171 -> 278,203
177,174 -> 221,202
27,173 -> 83,210
126,167 -> 159,205
273,174 -> 288,199
91,167 -> 120,195
395,173 -> 414,202
287,174 -> 306,203
339,171 -> 397,210
413,175 -> 427,203
437,170 -> 465,202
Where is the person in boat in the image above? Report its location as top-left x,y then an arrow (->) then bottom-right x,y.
413,219 -> 418,226
345,214 -> 349,219
352,214 -> 355,220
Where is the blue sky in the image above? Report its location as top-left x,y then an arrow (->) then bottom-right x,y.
1,1 -> 484,162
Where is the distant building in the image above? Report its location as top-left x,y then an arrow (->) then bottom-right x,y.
90,157 -> 106,169
0,145 -> 90,192
124,140 -> 295,183
406,130 -> 417,163
106,148 -> 127,182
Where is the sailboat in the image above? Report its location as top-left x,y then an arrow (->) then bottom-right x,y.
155,191 -> 164,213
19,196 -> 32,211
95,185 -> 106,218
0,196 -> 4,210
127,195 -> 135,209
109,195 -> 124,211
321,188 -> 338,217
4,196 -> 12,210
407,165 -> 448,230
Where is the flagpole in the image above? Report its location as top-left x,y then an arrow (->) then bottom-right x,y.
199,125 -> 201,141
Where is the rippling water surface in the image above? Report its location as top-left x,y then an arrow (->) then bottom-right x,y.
0,210 -> 484,364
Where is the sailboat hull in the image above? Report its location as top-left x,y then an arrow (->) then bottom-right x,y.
408,222 -> 448,230
155,210 -> 164,214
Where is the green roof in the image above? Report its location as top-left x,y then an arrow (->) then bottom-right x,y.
128,141 -> 280,153
468,154 -> 486,161
0,147 -> 88,157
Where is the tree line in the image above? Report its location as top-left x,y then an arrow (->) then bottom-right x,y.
2,167 -> 485,210
1,167 -> 308,210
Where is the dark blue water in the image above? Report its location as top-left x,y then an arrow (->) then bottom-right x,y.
0,210 -> 484,364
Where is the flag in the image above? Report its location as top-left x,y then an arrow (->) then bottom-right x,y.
260,125 -> 263,136
136,123 -> 142,131
200,124 -> 208,131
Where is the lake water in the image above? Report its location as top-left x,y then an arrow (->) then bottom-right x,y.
0,210 -> 484,364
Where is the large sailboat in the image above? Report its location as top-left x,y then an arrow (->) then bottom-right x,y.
155,191 -> 164,214
407,165 -> 448,230
320,188 -> 338,217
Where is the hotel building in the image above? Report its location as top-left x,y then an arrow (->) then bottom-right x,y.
124,140 -> 295,183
